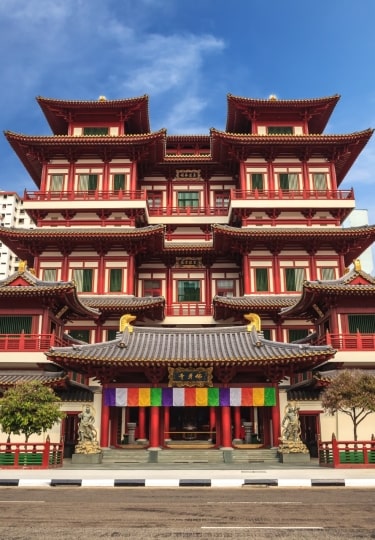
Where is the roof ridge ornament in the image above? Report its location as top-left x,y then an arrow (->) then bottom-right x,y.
244,312 -> 261,332
118,313 -> 136,348
353,258 -> 361,271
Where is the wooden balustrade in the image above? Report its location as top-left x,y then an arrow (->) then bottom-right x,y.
0,439 -> 64,468
0,334 -> 66,352
319,438 -> 375,468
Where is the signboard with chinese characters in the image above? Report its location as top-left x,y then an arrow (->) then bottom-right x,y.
175,257 -> 203,268
168,367 -> 213,387
175,169 -> 201,180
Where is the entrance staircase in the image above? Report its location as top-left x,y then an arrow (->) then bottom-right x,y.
101,447 -> 279,466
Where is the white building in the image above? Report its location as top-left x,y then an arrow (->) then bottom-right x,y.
0,191 -> 34,278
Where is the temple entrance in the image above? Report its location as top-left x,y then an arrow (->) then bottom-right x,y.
299,413 -> 320,457
168,407 -> 211,442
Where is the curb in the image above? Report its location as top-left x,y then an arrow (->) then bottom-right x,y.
1,478 -> 375,488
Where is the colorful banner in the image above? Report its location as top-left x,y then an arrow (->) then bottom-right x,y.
104,387 -> 276,407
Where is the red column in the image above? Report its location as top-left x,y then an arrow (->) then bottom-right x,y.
221,406 -> 232,448
272,252 -> 280,293
103,161 -> 109,194
137,407 -> 146,441
97,253 -> 105,294
271,384 -> 281,447
209,407 -> 216,443
67,161 -> 75,195
233,406 -> 242,440
127,253 -> 135,294
239,161 -> 247,192
163,407 -> 170,444
61,253 -> 69,281
166,266 -> 172,314
242,253 -> 251,295
130,161 -> 137,193
149,406 -> 160,448
100,397 -> 110,448
205,266 -> 211,312
267,160 -> 274,192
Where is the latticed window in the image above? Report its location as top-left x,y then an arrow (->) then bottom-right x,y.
42,268 -> 57,281
83,127 -> 109,135
321,267 -> 335,280
144,279 -> 161,297
177,192 -> 199,208
0,316 -> 32,334
348,314 -> 375,334
285,268 -> 305,291
255,268 -> 269,291
50,174 -> 64,191
288,329 -> 309,342
78,174 -> 98,191
263,329 -> 271,340
72,269 -> 93,292
214,191 -> 230,207
178,280 -> 200,301
313,173 -> 328,190
107,329 -> 117,341
216,279 -> 235,297
279,173 -> 299,191
113,174 -> 125,191
251,173 -> 264,190
109,269 -> 122,292
147,192 -> 162,208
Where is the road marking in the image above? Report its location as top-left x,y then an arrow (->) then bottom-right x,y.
207,501 -> 303,504
0,500 -> 46,503
202,526 -> 324,530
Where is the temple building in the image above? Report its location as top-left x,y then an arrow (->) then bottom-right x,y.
0,93 -> 374,457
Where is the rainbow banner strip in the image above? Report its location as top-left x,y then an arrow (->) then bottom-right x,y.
104,387 -> 276,407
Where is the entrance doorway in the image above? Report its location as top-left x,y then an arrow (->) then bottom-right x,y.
299,413 -> 320,457
168,407 -> 211,441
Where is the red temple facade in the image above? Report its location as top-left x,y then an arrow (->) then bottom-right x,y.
0,93 -> 374,456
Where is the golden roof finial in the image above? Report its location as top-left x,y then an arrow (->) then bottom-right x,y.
18,260 -> 28,273
353,259 -> 361,272
98,95 -> 107,101
244,313 -> 261,332
268,94 -> 278,101
119,314 -> 136,333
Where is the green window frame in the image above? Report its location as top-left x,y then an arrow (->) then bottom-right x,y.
288,329 -> 309,342
113,174 -> 125,191
177,280 -> 200,302
109,269 -> 122,292
251,173 -> 264,190
279,173 -> 298,191
78,174 -> 98,191
107,329 -> 118,341
285,268 -> 305,291
255,268 -> 269,291
73,269 -> 93,292
177,192 -> 199,208
267,126 -> 293,134
0,316 -> 32,334
68,329 -> 90,343
321,267 -> 335,280
83,127 -> 109,135
348,314 -> 375,334
214,191 -> 230,207
262,329 -> 271,340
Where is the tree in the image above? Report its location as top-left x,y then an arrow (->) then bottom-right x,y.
0,381 -> 66,442
321,370 -> 375,441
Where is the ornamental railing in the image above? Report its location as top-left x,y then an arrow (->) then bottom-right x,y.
319,437 -> 375,468
0,439 -> 64,469
165,304 -> 213,317
24,190 -> 146,201
0,333 -> 66,352
317,332 -> 375,351
147,206 -> 229,217
231,188 -> 354,201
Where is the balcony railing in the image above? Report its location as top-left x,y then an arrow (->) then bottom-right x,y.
165,304 -> 213,317
317,332 -> 375,351
0,334 -> 66,352
24,190 -> 146,202
231,188 -> 354,201
319,437 -> 375,468
0,440 -> 63,468
147,206 -> 229,217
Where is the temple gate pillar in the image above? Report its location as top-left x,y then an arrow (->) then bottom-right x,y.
100,397 -> 110,448
209,407 -> 216,443
163,407 -> 171,444
233,406 -> 242,441
149,406 -> 160,448
137,407 -> 147,442
221,406 -> 232,448
271,385 -> 281,447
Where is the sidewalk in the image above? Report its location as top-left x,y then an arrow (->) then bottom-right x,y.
1,458 -> 375,488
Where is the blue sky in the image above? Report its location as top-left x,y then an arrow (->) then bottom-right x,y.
1,0 -> 375,223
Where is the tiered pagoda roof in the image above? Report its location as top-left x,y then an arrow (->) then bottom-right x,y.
210,128 -> 374,185
281,264 -> 375,320
213,294 -> 299,321
212,224 -> 375,267
226,94 -> 340,134
36,95 -> 151,135
47,324 -> 335,383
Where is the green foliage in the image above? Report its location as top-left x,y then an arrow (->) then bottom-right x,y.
0,381 -> 66,442
321,370 -> 375,440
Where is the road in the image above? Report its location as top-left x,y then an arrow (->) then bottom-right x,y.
0,487 -> 374,539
